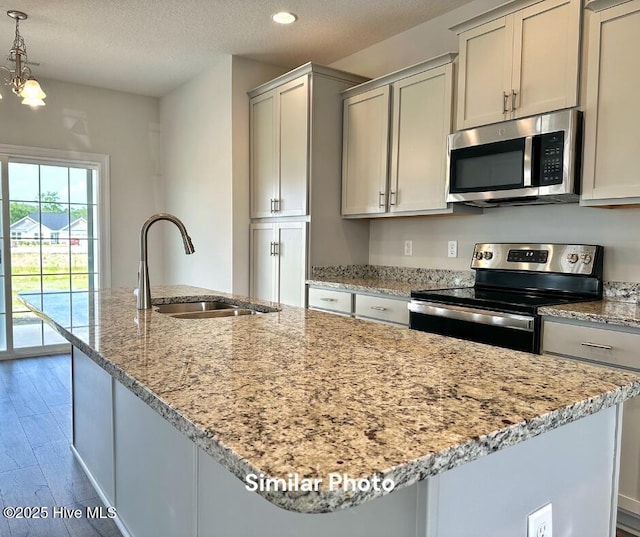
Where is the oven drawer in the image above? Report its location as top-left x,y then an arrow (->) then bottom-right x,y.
543,320 -> 640,371
308,288 -> 352,314
355,294 -> 409,326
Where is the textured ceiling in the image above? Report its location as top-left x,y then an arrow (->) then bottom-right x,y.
0,0 -> 472,97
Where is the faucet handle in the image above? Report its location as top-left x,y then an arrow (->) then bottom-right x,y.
133,288 -> 139,297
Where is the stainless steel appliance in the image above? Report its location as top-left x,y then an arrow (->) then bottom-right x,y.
408,243 -> 603,353
446,109 -> 582,207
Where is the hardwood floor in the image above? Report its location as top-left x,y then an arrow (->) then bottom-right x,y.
0,354 -> 121,537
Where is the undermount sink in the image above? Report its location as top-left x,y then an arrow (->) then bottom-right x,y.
155,301 -> 237,314
168,308 -> 257,319
154,301 -> 259,319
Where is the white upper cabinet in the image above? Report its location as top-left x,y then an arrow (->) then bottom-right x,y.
454,0 -> 581,130
389,65 -> 453,213
250,75 -> 309,218
341,86 -> 390,216
581,0 -> 640,204
342,54 -> 464,218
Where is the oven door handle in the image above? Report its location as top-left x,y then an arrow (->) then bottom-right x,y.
408,300 -> 535,332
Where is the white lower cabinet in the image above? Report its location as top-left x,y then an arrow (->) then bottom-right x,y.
307,287 -> 353,314
543,318 -> 640,524
250,222 -> 307,307
354,293 -> 409,326
72,348 -> 115,504
307,285 -> 409,327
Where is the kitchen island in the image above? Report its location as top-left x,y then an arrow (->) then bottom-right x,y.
20,285 -> 640,537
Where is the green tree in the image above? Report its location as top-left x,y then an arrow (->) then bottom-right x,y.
39,191 -> 63,213
10,202 -> 38,224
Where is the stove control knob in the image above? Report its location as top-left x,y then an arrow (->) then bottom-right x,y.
581,254 -> 592,264
483,251 -> 493,260
474,251 -> 484,260
566,253 -> 579,264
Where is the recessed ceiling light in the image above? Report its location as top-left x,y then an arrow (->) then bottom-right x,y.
272,11 -> 298,24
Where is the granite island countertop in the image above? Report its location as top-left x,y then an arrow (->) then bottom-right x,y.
20,285 -> 640,514
540,299 -> 640,329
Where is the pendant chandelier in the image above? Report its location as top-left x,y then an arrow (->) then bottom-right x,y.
0,10 -> 46,107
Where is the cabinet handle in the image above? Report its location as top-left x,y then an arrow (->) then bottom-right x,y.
274,198 -> 280,212
389,191 -> 396,206
370,305 -> 387,311
320,297 -> 338,302
269,242 -> 274,256
270,198 -> 275,213
511,89 -> 517,111
378,191 -> 386,208
503,92 -> 509,114
580,342 -> 613,350
273,242 -> 280,256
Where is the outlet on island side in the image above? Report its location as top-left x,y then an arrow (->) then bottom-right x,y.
527,503 -> 552,537
404,240 -> 413,256
448,240 -> 458,258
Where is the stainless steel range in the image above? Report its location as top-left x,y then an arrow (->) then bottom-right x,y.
408,243 -> 604,353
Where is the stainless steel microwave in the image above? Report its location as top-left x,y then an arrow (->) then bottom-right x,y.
446,109 -> 582,207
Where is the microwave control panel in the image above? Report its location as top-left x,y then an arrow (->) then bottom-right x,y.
538,131 -> 564,186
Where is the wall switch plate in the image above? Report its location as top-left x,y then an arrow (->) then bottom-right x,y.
527,503 -> 552,537
447,240 -> 458,258
404,240 -> 413,256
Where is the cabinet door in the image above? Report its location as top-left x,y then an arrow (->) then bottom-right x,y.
250,92 -> 277,218
250,224 -> 276,302
511,0 -> 580,119
277,76 -> 309,216
582,0 -> 640,202
457,17 -> 514,130
341,86 -> 390,216
390,66 -> 453,213
621,395 -> 640,516
275,222 -> 307,307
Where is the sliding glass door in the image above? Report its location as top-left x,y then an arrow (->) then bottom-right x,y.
0,149 -> 108,358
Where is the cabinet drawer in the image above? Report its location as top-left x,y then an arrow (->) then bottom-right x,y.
308,288 -> 352,314
355,294 -> 409,326
543,320 -> 640,371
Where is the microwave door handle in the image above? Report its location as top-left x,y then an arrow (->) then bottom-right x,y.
523,136 -> 533,187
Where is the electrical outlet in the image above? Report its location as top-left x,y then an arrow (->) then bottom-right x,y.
404,240 -> 413,256
447,240 -> 458,258
527,503 -> 552,537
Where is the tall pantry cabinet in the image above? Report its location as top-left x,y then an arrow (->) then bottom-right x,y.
248,64 -> 369,307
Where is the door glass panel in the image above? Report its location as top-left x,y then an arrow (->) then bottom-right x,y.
6,162 -> 100,353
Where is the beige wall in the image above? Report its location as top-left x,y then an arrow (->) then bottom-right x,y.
332,0 -> 640,283
0,77 -> 161,287
160,57 -> 284,292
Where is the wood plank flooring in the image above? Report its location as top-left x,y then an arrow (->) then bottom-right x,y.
0,355 -> 121,537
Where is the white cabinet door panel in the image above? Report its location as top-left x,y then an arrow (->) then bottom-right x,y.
390,66 -> 452,213
582,0 -> 640,202
72,349 -> 115,504
276,222 -> 307,307
457,17 -> 513,130
250,224 -> 277,303
512,0 -> 580,118
250,92 -> 277,218
278,76 -> 309,216
342,87 -> 390,216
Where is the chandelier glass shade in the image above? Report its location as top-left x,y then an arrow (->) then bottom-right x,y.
0,10 -> 46,107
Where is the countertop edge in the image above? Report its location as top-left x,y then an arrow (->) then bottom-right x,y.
20,294 -> 640,514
